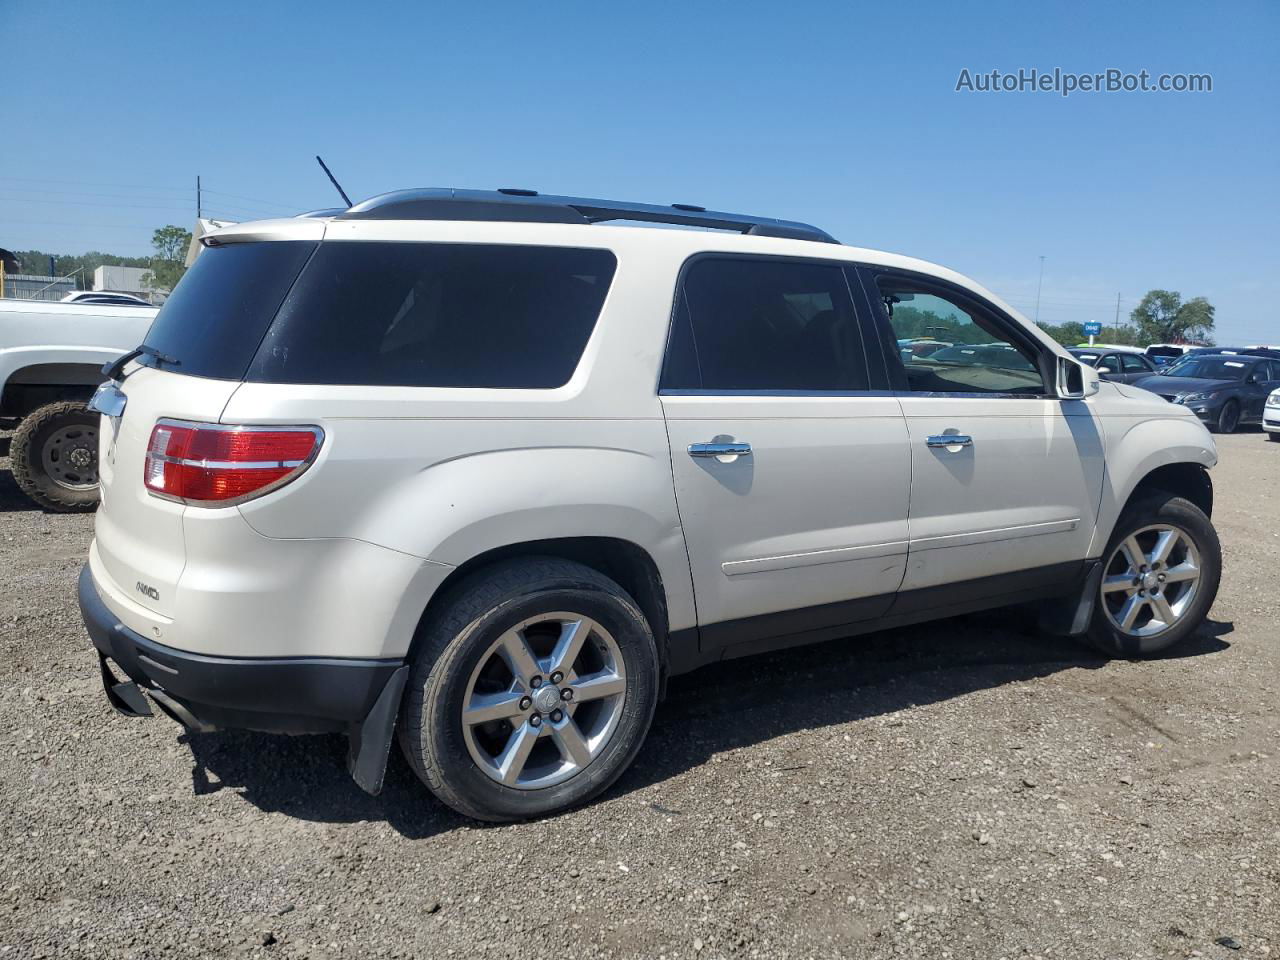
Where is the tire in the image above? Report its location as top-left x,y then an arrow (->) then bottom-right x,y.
10,401 -> 101,512
1085,492 -> 1221,658
1268,432 -> 1280,442
398,558 -> 660,821
1211,400 -> 1239,434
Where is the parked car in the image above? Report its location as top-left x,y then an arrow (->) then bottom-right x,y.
61,291 -> 153,307
1145,343 -> 1197,365
897,337 -> 952,361
1131,353 -> 1280,433
1,298 -> 157,510
1184,345 -> 1280,360
1069,347 -> 1158,384
79,188 -> 1222,821
1264,388 -> 1280,441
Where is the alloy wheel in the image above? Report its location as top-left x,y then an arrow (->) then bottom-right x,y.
1100,524 -> 1202,638
460,612 -> 627,789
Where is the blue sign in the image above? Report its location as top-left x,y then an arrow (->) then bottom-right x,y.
1083,322 -> 1103,336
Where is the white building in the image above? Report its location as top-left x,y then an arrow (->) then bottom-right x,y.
94,265 -> 167,302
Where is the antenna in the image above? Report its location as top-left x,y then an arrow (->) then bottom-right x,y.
315,155 -> 353,208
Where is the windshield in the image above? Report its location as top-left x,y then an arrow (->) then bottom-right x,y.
1162,356 -> 1252,381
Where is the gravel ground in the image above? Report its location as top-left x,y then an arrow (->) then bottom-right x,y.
1,428 -> 1277,959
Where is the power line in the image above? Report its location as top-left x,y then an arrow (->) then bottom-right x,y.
0,195 -> 191,211
0,174 -> 190,194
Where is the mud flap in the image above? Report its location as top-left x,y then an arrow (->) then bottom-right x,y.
99,654 -> 153,718
1037,560 -> 1104,637
346,665 -> 409,795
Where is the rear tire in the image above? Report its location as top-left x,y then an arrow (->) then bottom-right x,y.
1268,432 -> 1280,442
398,558 -> 660,821
1212,400 -> 1239,434
1085,492 -> 1220,658
10,401 -> 100,512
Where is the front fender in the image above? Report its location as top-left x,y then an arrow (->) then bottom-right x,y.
1089,414 -> 1217,556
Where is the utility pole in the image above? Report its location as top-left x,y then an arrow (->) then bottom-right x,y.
196,175 -> 202,219
1034,255 -> 1046,325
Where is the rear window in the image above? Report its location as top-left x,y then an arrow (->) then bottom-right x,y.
247,242 -> 617,388
142,241 -> 317,379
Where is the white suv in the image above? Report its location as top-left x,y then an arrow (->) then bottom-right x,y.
79,188 -> 1222,821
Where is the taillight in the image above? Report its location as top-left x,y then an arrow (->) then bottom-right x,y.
144,420 -> 322,505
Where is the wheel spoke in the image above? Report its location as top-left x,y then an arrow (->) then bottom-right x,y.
1118,594 -> 1145,630
1150,529 -> 1179,566
549,617 -> 593,675
1121,536 -> 1147,571
1163,561 -> 1199,584
498,631 -> 542,683
1150,592 -> 1177,627
550,716 -> 593,769
1101,574 -> 1135,593
463,690 -> 526,726
496,722 -> 540,786
571,669 -> 625,703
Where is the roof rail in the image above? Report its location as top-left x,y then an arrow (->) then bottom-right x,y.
337,188 -> 838,243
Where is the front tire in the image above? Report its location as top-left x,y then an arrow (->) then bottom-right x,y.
1086,493 -> 1221,657
398,558 -> 660,821
1212,400 -> 1240,434
1268,432 -> 1280,442
10,401 -> 101,512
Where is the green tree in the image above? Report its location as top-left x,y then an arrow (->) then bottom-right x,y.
142,225 -> 192,292
1130,290 -> 1215,345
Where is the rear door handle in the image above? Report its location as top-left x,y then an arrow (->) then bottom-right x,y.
689,441 -> 752,458
926,434 -> 972,449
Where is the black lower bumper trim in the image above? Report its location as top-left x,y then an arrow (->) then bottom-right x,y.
78,564 -> 405,737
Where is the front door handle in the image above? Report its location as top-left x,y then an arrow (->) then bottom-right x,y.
689,441 -> 752,458
926,434 -> 972,449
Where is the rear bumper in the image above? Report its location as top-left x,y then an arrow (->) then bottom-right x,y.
80,564 -> 401,732
79,564 -> 409,793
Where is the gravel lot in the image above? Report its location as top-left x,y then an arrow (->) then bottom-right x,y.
1,428 -> 1277,959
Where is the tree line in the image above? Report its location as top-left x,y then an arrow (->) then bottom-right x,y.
9,225 -> 192,293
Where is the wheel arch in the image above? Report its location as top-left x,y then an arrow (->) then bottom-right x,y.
410,536 -> 673,670
1,361 -> 107,418
1090,417 -> 1217,557
1126,461 -> 1213,518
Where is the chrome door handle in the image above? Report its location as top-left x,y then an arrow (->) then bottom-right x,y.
926,434 -> 972,449
689,441 -> 752,458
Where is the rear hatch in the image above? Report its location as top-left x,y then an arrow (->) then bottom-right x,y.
91,230 -> 321,623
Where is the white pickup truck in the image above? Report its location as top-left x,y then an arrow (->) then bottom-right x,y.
1,298 -> 156,510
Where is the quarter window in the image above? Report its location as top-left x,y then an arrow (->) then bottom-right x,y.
661,257 -> 870,391
249,242 -> 616,388
874,277 -> 1046,395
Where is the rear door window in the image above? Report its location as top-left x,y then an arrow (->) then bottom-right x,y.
660,256 -> 871,391
249,242 -> 616,388
141,241 -> 317,379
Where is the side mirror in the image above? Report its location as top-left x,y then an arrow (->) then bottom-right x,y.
1057,355 -> 1099,399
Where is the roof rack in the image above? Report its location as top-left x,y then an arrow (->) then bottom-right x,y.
336,188 -> 838,243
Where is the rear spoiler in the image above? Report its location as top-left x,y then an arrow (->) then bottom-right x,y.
185,218 -> 238,267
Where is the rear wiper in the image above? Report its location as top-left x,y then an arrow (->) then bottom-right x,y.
101,344 -> 180,381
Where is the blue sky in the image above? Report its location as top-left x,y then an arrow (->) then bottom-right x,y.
3,0 -> 1277,342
